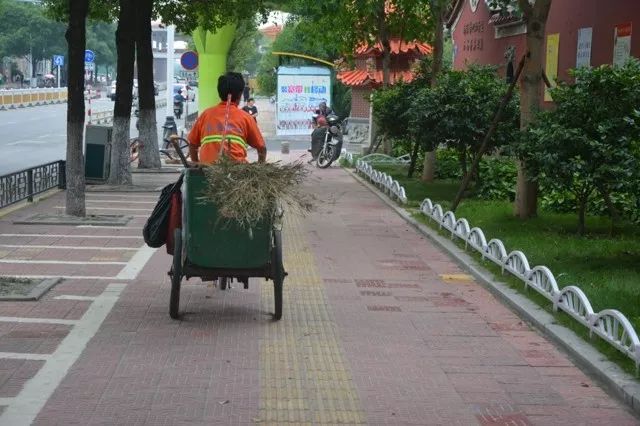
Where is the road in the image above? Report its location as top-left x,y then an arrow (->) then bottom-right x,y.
0,92 -> 192,175
0,95 -> 311,175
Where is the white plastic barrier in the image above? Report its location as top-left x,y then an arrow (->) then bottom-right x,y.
417,197 -> 640,372
0,88 -> 68,110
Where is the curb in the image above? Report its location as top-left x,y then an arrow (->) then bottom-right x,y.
344,167 -> 640,416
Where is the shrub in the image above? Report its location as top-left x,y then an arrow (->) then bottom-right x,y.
519,60 -> 640,234
476,157 -> 517,201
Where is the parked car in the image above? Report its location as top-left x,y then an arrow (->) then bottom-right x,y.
109,80 -> 140,101
173,83 -> 195,102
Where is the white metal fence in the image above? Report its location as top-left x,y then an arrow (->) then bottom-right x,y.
342,150 -> 408,204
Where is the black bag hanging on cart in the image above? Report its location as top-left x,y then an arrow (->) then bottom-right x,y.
142,174 -> 184,247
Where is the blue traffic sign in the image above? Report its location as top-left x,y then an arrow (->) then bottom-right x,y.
180,51 -> 198,71
53,55 -> 64,67
84,50 -> 95,63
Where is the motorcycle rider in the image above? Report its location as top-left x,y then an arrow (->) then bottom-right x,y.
173,91 -> 186,119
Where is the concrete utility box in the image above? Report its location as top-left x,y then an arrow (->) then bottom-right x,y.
84,124 -> 112,183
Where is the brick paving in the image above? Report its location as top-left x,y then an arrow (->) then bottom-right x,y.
0,149 -> 637,424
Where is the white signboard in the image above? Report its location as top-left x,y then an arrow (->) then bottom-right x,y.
613,22 -> 632,67
576,27 -> 592,68
276,68 -> 331,136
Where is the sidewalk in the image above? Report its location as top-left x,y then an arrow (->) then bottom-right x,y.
0,149 -> 637,425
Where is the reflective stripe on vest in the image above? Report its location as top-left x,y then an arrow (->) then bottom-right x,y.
200,134 -> 249,150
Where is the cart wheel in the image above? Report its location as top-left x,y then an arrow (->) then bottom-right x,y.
272,229 -> 284,320
220,277 -> 228,290
169,228 -> 182,320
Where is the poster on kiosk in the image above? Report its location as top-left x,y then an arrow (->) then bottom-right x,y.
276,66 -> 332,136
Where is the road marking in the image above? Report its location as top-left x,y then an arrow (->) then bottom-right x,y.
0,259 -> 127,265
0,234 -> 141,239
6,140 -> 49,146
0,244 -> 139,251
55,206 -> 151,212
439,273 -> 475,283
54,295 -> 97,301
86,200 -> 156,205
0,352 -> 51,361
0,317 -> 78,325
76,225 -> 143,230
0,283 -> 126,426
5,275 -> 120,280
116,245 -> 156,279
86,194 -> 158,199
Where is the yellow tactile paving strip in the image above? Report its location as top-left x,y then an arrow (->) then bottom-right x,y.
259,213 -> 366,425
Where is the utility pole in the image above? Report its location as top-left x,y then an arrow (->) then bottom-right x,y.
163,25 -> 176,137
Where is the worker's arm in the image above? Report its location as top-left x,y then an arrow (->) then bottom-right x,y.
187,120 -> 201,164
246,117 -> 266,163
189,145 -> 200,163
257,146 -> 266,163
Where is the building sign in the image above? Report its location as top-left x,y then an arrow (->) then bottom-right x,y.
613,22 -> 632,67
462,21 -> 485,52
469,0 -> 479,13
576,27 -> 593,68
276,66 -> 331,136
544,33 -> 560,102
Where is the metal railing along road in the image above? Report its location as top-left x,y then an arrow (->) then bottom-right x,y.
0,161 -> 66,209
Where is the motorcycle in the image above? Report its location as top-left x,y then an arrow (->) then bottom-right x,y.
173,96 -> 184,119
314,114 -> 343,169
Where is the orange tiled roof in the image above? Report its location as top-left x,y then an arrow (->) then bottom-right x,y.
355,39 -> 433,56
336,69 -> 417,87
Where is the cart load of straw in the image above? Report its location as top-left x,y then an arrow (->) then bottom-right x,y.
199,158 -> 313,229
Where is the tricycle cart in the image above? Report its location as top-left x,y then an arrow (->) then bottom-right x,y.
168,167 -> 285,320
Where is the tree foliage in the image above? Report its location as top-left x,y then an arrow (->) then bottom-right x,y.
518,60 -> 640,234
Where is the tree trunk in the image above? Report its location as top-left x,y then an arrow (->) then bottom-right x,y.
108,0 -> 136,185
407,141 -> 421,178
135,0 -> 161,169
459,146 -> 467,178
577,197 -> 587,236
378,2 -> 391,88
64,0 -> 89,217
421,1 -> 445,182
514,0 -> 552,218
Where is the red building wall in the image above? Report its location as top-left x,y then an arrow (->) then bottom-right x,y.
351,87 -> 372,119
451,0 -> 640,89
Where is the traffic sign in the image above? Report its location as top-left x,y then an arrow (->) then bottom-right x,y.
53,55 -> 64,66
180,51 -> 198,71
84,49 -> 95,63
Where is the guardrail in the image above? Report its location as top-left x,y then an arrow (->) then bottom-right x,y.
0,161 -> 66,209
418,197 -> 640,373
0,88 -> 68,110
88,96 -> 168,124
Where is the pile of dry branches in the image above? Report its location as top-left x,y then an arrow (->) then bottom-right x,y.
199,159 -> 313,229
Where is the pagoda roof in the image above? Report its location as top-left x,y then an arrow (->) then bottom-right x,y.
355,39 -> 432,57
337,69 -> 417,87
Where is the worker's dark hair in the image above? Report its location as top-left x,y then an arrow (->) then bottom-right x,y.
248,97 -> 255,102
218,72 -> 245,103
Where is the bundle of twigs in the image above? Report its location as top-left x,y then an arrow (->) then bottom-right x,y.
199,158 -> 313,229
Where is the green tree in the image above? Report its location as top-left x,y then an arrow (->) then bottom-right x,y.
226,17 -> 262,74
0,1 -> 66,78
87,21 -> 117,80
518,61 -> 640,234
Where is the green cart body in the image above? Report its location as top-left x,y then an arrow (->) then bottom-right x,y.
169,168 -> 285,320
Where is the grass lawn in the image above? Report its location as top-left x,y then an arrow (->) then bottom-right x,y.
367,163 -> 640,372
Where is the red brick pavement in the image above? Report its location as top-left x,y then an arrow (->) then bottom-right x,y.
0,163 -> 637,425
